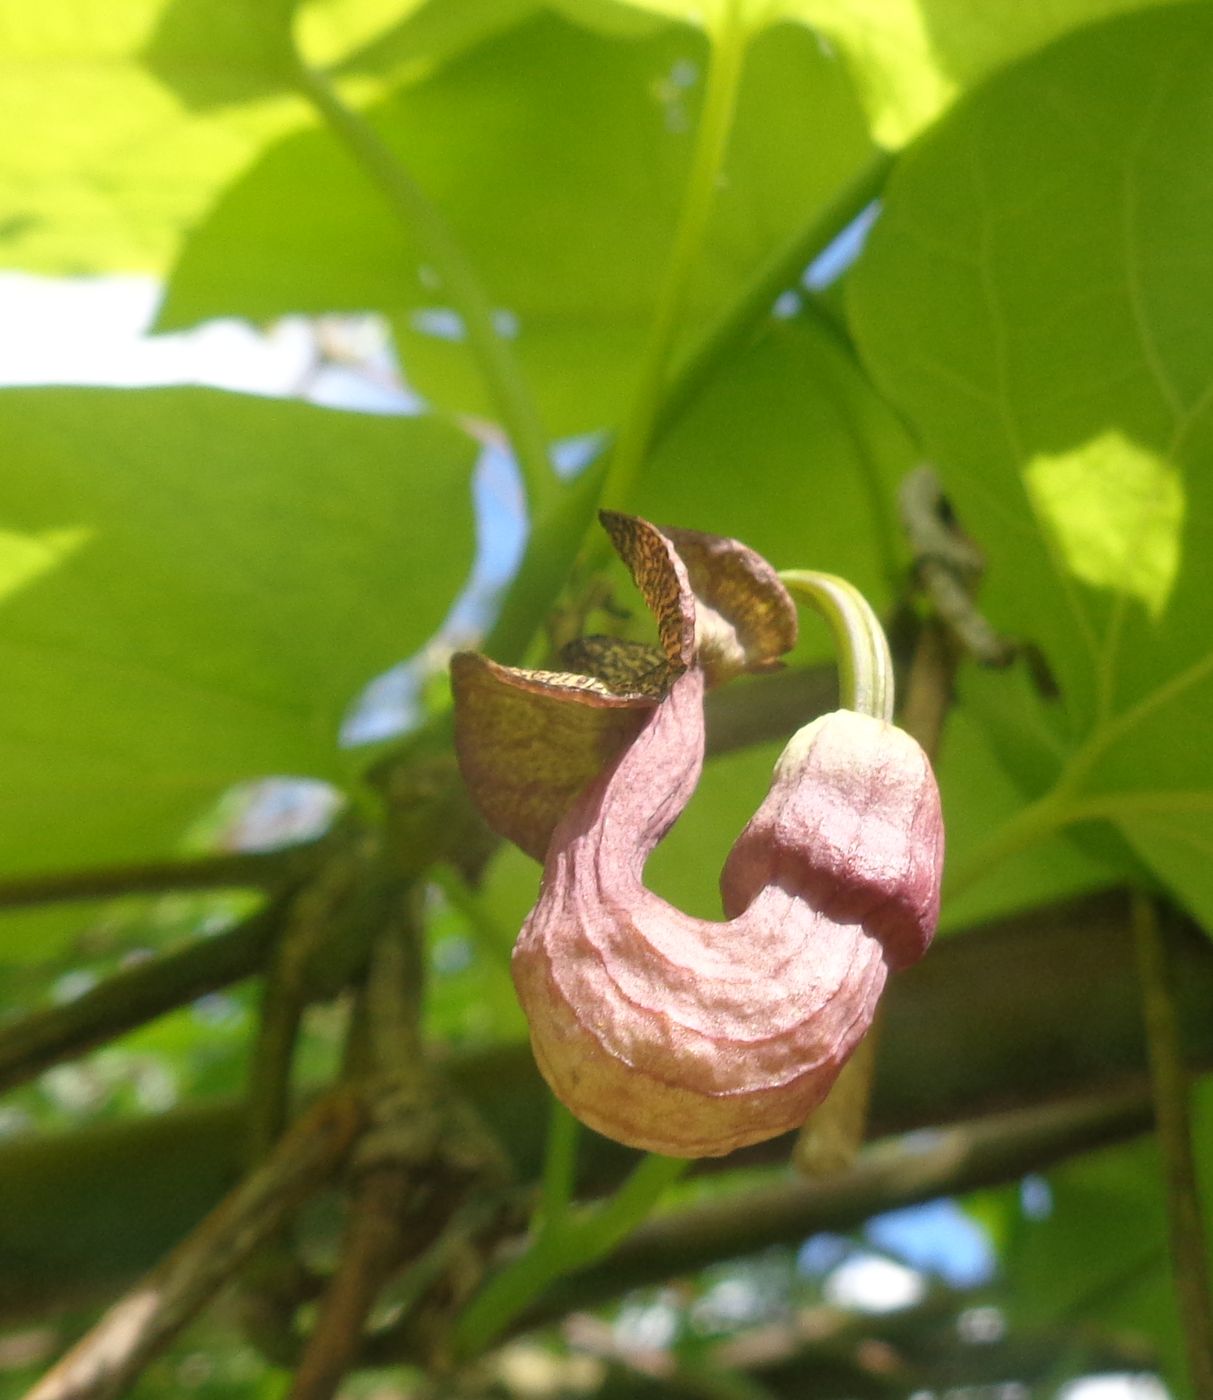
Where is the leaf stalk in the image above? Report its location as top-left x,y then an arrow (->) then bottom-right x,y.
597,0 -> 751,520
290,61 -> 556,522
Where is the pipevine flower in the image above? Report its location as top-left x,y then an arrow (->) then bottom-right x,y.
451,513 -> 943,1158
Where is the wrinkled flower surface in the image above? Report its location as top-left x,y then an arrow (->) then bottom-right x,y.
452,514 -> 943,1157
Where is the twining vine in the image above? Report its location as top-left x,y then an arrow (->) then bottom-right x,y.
4,4 -> 1210,1398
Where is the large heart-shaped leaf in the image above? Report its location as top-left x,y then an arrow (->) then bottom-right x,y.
0,387 -> 476,877
557,0 -> 1184,143
638,310 -> 912,614
0,0 -> 297,273
849,3 -> 1213,929
0,0 -> 519,275
157,11 -> 876,435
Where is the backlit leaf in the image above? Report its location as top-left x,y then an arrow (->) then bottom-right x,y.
849,3 -> 1213,929
0,387 -> 476,876
158,12 -> 877,435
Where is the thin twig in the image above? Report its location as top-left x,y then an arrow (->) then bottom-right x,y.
246,977 -> 306,1164
0,840 -> 326,911
246,850 -> 364,1162
288,903 -> 427,1399
288,1166 -> 409,1400
1132,891 -> 1213,1397
22,1092 -> 363,1400
0,900 -> 284,1095
898,466 -> 1014,668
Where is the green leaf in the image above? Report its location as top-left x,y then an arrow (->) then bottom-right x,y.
849,3 -> 1213,930
0,0 -> 498,275
938,702 -> 1120,934
0,387 -> 476,877
158,12 -> 877,435
558,0 -> 1184,145
139,0 -> 299,110
328,0 -> 544,80
783,0 -> 1186,146
1000,1141 -> 1177,1382
0,0 -> 300,273
999,1077 -> 1213,1392
640,310 -> 912,617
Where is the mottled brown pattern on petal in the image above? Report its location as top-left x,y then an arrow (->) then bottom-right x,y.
451,652 -> 653,862
662,525 -> 798,684
560,635 -> 671,698
598,510 -> 695,670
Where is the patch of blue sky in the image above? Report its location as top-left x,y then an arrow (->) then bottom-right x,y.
865,1198 -> 996,1288
770,201 -> 879,321
805,201 -> 880,291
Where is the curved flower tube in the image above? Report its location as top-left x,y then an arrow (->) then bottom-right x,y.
453,514 -> 943,1157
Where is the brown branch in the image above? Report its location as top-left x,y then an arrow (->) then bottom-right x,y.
898,466 -> 1014,667
0,900 -> 285,1095
288,1166 -> 410,1400
246,983 -> 305,1164
3,890 -> 1211,1319
898,617 -> 955,762
22,1091 -> 363,1400
0,840 -> 328,911
288,905 -> 428,1400
1133,892 -> 1213,1397
364,894 -> 426,1067
246,847 -> 367,1162
516,1088 -> 1155,1332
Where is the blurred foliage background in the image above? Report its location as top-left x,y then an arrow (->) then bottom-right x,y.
2,1 -> 1213,1397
